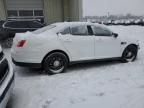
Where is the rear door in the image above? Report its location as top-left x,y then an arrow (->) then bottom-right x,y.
59,24 -> 95,61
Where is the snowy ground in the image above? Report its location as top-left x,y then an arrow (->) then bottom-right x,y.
4,26 -> 144,108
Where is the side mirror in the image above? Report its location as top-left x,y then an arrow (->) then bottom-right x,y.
113,33 -> 118,38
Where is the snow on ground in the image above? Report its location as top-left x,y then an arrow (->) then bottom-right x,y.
4,26 -> 144,108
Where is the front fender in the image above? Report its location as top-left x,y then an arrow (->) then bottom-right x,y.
120,40 -> 139,56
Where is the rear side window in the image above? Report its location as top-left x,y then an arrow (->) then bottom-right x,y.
70,25 -> 88,36
91,26 -> 112,36
33,25 -> 56,34
60,27 -> 70,35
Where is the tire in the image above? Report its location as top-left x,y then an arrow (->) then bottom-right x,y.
121,45 -> 138,63
1,38 -> 13,48
43,52 -> 68,75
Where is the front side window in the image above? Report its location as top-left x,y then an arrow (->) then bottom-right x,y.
70,25 -> 88,35
91,26 -> 112,36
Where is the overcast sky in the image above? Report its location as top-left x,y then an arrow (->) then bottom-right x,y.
83,0 -> 144,16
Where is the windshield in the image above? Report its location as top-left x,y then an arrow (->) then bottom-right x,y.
33,25 -> 56,34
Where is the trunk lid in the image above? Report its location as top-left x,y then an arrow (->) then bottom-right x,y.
12,31 -> 34,47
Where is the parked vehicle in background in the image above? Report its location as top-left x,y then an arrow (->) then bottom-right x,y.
0,45 -> 14,108
134,19 -> 144,26
124,20 -> 131,26
134,19 -> 140,25
113,20 -> 121,25
0,19 -> 45,47
103,20 -> 113,25
103,19 -> 144,26
142,19 -> 144,26
12,22 -> 139,75
0,20 -> 5,41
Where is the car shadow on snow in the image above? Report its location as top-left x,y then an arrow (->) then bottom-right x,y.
13,65 -> 46,78
68,60 -> 120,72
14,60 -> 121,77
6,93 -> 16,108
6,60 -> 121,108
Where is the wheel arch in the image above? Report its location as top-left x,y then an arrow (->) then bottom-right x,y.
122,43 -> 138,56
125,44 -> 138,50
41,50 -> 70,66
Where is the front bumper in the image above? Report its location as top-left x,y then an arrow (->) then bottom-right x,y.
0,58 -> 14,108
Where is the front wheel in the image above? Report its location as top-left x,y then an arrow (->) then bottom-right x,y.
121,45 -> 138,63
43,52 -> 68,75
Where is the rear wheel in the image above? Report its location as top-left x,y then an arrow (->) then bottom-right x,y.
43,52 -> 68,75
121,45 -> 138,63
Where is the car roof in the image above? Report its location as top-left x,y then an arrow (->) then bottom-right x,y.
52,22 -> 107,28
53,22 -> 97,25
51,22 -> 111,32
44,22 -> 112,34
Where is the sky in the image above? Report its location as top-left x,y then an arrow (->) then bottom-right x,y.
83,0 -> 144,16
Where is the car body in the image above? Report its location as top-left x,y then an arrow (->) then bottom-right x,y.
11,22 -> 139,74
0,45 -> 14,108
0,20 -> 45,41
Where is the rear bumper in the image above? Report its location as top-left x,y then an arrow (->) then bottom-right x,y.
11,47 -> 44,65
12,58 -> 41,68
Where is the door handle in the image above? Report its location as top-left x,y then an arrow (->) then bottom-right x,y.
96,38 -> 102,41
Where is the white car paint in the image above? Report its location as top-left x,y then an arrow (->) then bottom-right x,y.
0,45 -> 14,108
11,22 -> 139,66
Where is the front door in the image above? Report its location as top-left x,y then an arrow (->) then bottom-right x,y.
91,25 -> 121,59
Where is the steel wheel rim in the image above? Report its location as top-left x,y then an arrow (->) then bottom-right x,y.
125,49 -> 136,62
48,56 -> 65,73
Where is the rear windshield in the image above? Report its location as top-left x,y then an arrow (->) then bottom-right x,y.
33,25 -> 56,34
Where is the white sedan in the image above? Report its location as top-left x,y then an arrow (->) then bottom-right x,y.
11,22 -> 139,75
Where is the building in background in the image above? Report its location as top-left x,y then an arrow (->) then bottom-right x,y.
0,0 -> 83,24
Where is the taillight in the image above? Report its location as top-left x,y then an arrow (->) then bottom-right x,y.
17,40 -> 26,47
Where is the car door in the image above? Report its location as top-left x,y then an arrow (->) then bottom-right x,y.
91,25 -> 121,59
58,24 -> 95,61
